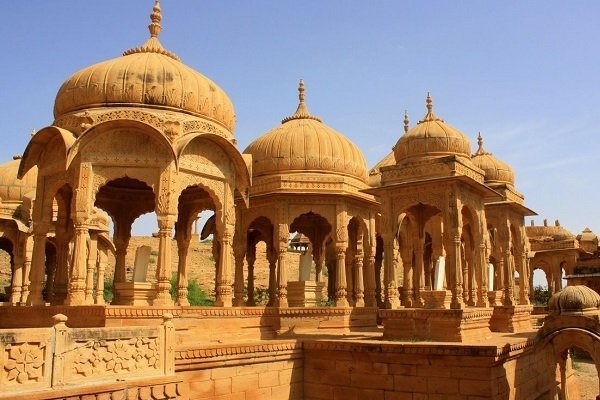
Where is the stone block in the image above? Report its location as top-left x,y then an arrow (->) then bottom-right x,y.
189,380 -> 214,397
427,377 -> 459,394
356,388 -> 385,400
333,386 -> 358,400
394,375 -> 428,393
351,373 -> 394,390
214,378 -> 232,395
246,387 -> 272,400
231,373 -> 259,393
459,379 -> 491,396
259,370 -> 280,388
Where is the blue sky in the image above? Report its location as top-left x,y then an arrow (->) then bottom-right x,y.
1,1 -> 599,237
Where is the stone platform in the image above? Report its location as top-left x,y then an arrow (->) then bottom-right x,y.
379,308 -> 494,342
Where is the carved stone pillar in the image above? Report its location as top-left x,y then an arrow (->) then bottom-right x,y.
215,226 -> 234,307
374,244 -> 383,308
354,249 -> 365,307
401,247 -> 413,307
277,244 -> 289,307
450,232 -> 464,309
246,250 -> 256,306
503,248 -> 515,306
233,242 -> 246,307
476,243 -> 489,307
66,223 -> 89,305
95,247 -> 107,305
414,239 -> 425,307
267,249 -> 277,306
9,242 -> 24,305
154,216 -> 175,306
364,250 -> 377,307
85,232 -> 98,304
383,237 -> 400,309
176,239 -> 190,306
334,244 -> 349,307
519,252 -> 530,305
26,223 -> 49,305
20,237 -> 33,304
345,248 -> 354,306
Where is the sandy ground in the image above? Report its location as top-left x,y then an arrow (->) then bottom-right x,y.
573,356 -> 598,400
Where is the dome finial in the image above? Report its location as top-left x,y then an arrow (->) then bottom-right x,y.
418,92 -> 443,124
426,92 -> 433,113
403,110 -> 410,134
149,0 -> 162,38
123,0 -> 180,61
473,132 -> 490,156
282,79 -> 322,123
298,79 -> 306,104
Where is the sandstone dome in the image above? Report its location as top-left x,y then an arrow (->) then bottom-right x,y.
577,227 -> 598,244
393,94 -> 472,163
548,285 -> 600,314
244,81 -> 368,183
471,133 -> 515,185
0,157 -> 37,203
53,1 -> 235,133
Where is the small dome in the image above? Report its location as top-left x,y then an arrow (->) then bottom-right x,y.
471,133 -> 515,185
53,2 -> 235,133
578,227 -> 599,243
393,94 -> 472,163
526,223 -> 576,242
0,158 -> 37,202
244,80 -> 368,182
548,285 -> 600,314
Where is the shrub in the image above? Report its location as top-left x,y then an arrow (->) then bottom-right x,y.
532,285 -> 552,306
169,273 -> 214,306
103,280 -> 114,303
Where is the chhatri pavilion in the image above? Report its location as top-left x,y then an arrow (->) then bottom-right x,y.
0,2 -> 598,400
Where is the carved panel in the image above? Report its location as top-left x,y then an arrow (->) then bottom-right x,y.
3,342 -> 47,387
69,337 -> 160,380
79,128 -> 173,167
179,138 -> 234,181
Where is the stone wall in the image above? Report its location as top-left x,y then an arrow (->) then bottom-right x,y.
302,339 -> 568,400
177,341 -> 303,400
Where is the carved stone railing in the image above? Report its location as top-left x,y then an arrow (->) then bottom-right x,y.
0,313 -> 175,398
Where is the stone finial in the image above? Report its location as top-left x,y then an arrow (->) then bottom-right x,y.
426,92 -> 433,113
52,314 -> 68,326
474,132 -> 491,156
149,1 -> 162,38
282,79 -> 322,123
123,0 -> 179,61
418,92 -> 443,124
555,220 -> 560,227
403,110 -> 410,134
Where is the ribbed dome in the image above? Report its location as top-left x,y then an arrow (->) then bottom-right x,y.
526,223 -> 575,241
394,94 -> 472,163
471,133 -> 515,185
578,227 -> 598,243
244,81 -> 368,182
53,2 -> 235,133
0,158 -> 37,202
548,285 -> 600,314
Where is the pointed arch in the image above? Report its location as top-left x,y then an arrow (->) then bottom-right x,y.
18,126 -> 76,178
174,132 -> 251,207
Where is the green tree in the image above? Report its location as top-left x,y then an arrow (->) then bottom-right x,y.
532,285 -> 551,306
